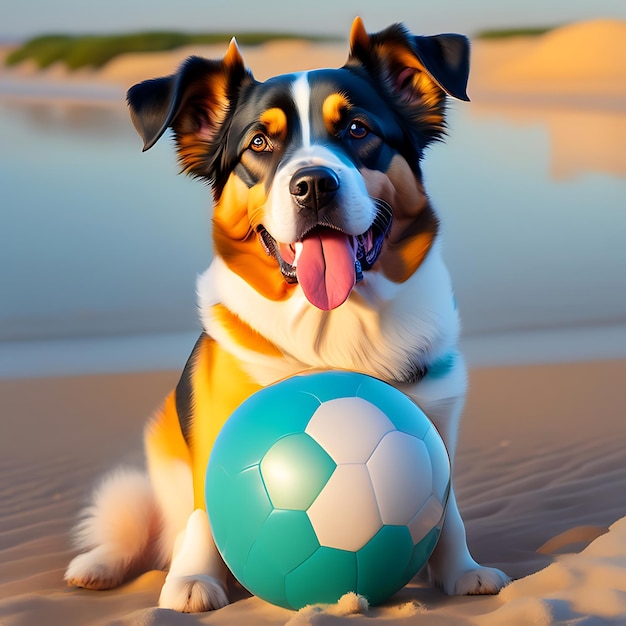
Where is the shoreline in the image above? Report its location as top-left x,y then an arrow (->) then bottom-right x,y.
1,323 -> 626,379
0,75 -> 125,104
2,75 -> 626,117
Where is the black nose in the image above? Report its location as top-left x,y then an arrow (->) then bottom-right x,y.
289,166 -> 340,211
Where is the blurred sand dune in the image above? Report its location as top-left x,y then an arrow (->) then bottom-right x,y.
3,19 -> 625,180
3,18 -> 626,101
472,20 -> 626,99
467,19 -> 626,179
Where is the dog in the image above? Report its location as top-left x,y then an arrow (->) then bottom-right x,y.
65,17 -> 510,612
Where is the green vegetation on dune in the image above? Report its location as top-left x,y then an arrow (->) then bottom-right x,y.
475,26 -> 555,39
5,26 -> 557,71
5,31 -> 338,70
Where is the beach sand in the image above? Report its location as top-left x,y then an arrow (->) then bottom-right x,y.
1,18 -> 626,625
2,361 -> 626,625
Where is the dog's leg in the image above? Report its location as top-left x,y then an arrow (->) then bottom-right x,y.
427,483 -> 511,595
158,508 -> 229,612
65,468 -> 158,589
145,394 -> 229,612
403,354 -> 511,595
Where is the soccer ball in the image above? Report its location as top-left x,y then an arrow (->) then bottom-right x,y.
205,371 -> 450,609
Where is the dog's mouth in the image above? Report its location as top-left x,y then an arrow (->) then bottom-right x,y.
258,199 -> 392,310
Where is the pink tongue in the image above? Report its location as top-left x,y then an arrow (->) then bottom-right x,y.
296,230 -> 357,310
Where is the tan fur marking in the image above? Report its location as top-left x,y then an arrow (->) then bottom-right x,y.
212,303 -> 284,357
361,155 -> 437,283
175,75 -> 229,175
373,42 -> 446,134
362,156 -> 427,236
386,45 -> 444,111
260,107 -> 288,141
213,176 -> 294,301
246,182 -> 270,231
186,335 -> 262,508
145,392 -> 192,466
322,93 -> 350,133
172,39 -> 247,176
213,175 -> 254,240
349,16 -> 371,52
380,228 -> 436,283
223,38 -> 245,68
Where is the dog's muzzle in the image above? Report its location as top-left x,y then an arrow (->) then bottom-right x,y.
257,198 -> 393,310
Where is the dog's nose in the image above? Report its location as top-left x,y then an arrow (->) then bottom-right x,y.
289,166 -> 340,211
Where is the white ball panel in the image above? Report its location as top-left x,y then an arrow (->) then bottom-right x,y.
408,495 -> 444,544
307,464 -> 381,551
424,426 -> 450,500
367,431 -> 432,525
305,397 -> 396,464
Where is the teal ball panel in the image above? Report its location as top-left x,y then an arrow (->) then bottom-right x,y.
250,510 -> 320,576
260,433 -> 335,510
205,464 -> 272,572
244,510 -> 319,607
209,381 -> 322,473
242,538 -> 288,608
405,526 -> 441,581
285,547 -> 357,609
354,374 -> 431,439
356,525 -> 414,605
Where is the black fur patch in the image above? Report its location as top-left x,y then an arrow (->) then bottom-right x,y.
175,332 -> 206,444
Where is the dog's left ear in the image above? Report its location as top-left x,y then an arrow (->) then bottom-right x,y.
347,17 -> 470,142
348,16 -> 470,101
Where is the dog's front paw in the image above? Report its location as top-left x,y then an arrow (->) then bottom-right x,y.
65,549 -> 128,590
158,574 -> 229,613
433,564 -> 511,596
454,565 -> 511,595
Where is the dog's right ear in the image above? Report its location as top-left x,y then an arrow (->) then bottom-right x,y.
127,39 -> 252,175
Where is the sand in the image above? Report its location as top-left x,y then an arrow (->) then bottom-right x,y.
2,18 -> 626,626
470,20 -> 626,102
2,361 -> 626,625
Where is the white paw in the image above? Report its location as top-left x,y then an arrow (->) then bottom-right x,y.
65,548 -> 128,590
433,565 -> 511,596
158,574 -> 229,613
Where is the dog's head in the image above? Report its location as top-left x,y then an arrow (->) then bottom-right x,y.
128,18 -> 469,310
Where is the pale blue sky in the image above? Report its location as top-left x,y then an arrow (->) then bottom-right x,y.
2,0 -> 626,41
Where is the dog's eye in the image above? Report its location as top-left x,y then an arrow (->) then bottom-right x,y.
249,133 -> 271,153
349,121 -> 369,140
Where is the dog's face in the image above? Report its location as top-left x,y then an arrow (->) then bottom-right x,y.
128,18 -> 469,310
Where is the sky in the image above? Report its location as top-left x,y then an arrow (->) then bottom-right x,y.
2,0 -> 626,41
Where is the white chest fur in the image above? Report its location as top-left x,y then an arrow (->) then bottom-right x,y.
197,241 -> 460,387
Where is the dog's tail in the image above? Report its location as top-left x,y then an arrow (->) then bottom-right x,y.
65,467 -> 164,589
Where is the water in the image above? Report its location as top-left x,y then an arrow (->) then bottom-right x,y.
1,90 -> 625,376
0,94 -> 210,340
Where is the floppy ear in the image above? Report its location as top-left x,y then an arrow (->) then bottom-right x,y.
127,39 -> 252,176
347,17 -> 470,143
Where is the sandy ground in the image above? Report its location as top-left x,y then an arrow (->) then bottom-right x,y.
1,18 -> 626,626
2,361 -> 626,625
